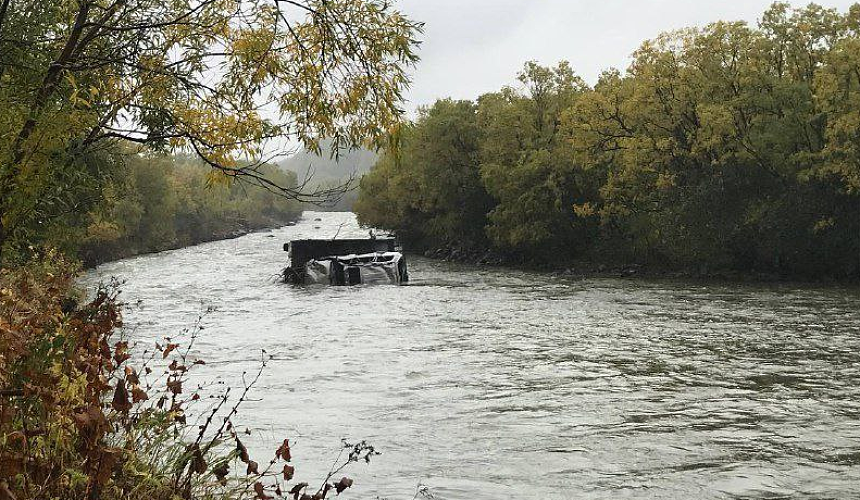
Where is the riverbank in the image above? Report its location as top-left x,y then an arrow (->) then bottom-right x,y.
419,244 -> 860,285
80,213 -> 300,268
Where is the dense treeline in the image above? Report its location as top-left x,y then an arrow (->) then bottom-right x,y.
356,2 -> 860,279
10,151 -> 302,267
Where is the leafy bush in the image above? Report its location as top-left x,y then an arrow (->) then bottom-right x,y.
0,253 -> 370,500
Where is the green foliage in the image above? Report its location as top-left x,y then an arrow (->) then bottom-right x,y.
478,62 -> 594,259
356,99 -> 494,250
0,149 -> 126,264
357,4 -> 860,279
565,3 -> 860,275
0,0 -> 421,263
77,154 -> 302,265
2,149 -> 302,265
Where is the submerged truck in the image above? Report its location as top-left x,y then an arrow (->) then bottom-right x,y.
282,237 -> 408,285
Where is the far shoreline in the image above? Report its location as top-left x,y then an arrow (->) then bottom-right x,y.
412,246 -> 860,288
80,214 -> 302,269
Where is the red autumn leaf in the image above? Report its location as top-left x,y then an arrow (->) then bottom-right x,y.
111,381 -> 132,413
190,446 -> 207,474
169,359 -> 187,372
276,439 -> 291,461
72,405 -> 108,434
283,464 -> 295,481
213,462 -> 229,486
166,378 -> 182,395
162,343 -> 178,359
237,438 -> 250,463
275,485 -> 283,497
334,477 -> 353,495
131,386 -> 148,403
93,448 -> 121,486
113,341 -> 130,364
289,482 -> 308,500
247,460 -> 259,475
124,366 -> 139,385
254,482 -> 272,500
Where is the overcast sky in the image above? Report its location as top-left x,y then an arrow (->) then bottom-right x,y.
396,0 -> 858,110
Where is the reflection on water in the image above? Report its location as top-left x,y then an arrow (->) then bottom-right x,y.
82,212 -> 860,500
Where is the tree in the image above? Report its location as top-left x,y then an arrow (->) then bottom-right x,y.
478,61 -> 592,259
0,0 -> 421,261
358,3 -> 859,278
564,3 -> 859,273
356,99 -> 493,250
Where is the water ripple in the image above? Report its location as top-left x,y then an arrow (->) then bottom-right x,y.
82,212 -> 860,500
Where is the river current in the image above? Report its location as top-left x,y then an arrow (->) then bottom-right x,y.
83,211 -> 860,499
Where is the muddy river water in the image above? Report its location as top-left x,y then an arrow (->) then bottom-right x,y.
83,211 -> 860,499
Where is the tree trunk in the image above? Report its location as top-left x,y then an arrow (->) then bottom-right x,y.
0,3 -> 92,268
12,1 -> 91,164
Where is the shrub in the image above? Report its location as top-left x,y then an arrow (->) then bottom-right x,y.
0,253 -> 370,500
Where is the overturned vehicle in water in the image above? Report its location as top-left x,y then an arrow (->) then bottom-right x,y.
282,238 -> 408,285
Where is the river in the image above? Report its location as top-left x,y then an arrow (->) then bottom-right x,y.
82,211 -> 860,500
